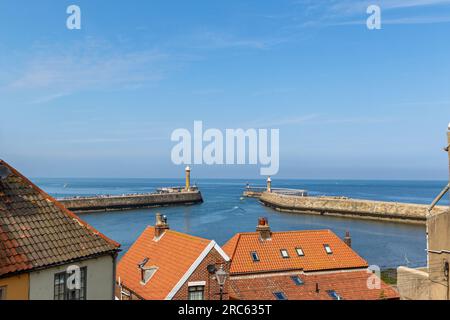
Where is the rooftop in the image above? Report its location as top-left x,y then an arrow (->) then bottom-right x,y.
117,226 -> 229,300
223,228 -> 368,275
229,271 -> 399,300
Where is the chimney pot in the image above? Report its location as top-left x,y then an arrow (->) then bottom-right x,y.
256,217 -> 271,241
154,213 -> 169,239
344,231 -> 352,248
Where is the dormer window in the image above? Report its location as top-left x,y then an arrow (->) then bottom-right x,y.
141,267 -> 158,284
280,249 -> 290,258
324,244 -> 332,254
295,247 -> 304,256
138,257 -> 158,284
251,251 -> 260,262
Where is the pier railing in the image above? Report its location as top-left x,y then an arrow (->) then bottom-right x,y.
272,188 -> 308,196
156,186 -> 199,193
57,186 -> 199,201
244,185 -> 308,197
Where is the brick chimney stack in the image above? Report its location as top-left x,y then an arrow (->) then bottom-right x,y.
344,231 -> 352,248
154,213 -> 169,239
256,217 -> 271,241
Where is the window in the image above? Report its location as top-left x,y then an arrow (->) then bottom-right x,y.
251,251 -> 260,262
295,247 -> 304,256
188,286 -> 205,300
291,276 -> 304,286
54,267 -> 87,300
327,290 -> 342,300
280,249 -> 290,258
273,291 -> 287,300
324,244 -> 333,254
0,286 -> 6,300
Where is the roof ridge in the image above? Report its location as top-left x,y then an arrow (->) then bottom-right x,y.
164,228 -> 211,243
229,233 -> 241,261
235,229 -> 333,236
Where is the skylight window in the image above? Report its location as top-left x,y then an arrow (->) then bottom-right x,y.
273,291 -> 287,300
280,249 -> 290,258
327,290 -> 342,300
251,251 -> 260,262
296,247 -> 304,256
291,276 -> 304,286
324,244 -> 333,254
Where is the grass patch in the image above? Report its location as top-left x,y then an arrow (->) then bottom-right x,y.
381,268 -> 397,285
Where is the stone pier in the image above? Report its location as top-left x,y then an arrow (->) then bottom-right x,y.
59,190 -> 203,213
259,191 -> 447,224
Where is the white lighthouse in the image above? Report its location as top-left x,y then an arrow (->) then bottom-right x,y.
185,166 -> 191,191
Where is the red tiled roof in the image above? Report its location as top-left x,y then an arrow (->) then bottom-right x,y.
117,227 -> 213,300
230,271 -> 399,300
223,230 -> 368,275
0,160 -> 120,277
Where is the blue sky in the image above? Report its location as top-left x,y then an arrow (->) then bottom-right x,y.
0,0 -> 450,179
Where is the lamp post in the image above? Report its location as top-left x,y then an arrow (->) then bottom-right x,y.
215,266 -> 227,301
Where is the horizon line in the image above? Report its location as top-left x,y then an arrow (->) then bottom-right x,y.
29,176 -> 449,183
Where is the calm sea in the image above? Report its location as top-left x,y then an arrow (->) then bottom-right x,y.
34,178 -> 449,269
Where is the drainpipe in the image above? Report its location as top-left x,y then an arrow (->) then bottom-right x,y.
447,124 -> 450,300
427,184 -> 449,214
425,125 -> 450,272
112,252 -> 118,300
427,182 -> 450,268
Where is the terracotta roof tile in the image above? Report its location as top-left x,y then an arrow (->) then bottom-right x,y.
223,230 -> 368,275
230,271 -> 399,300
117,227 -> 211,300
0,160 -> 120,277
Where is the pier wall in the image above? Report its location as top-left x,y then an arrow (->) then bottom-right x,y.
259,192 -> 447,224
59,191 -> 203,213
242,191 -> 263,198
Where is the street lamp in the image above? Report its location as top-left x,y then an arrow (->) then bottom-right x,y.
215,266 -> 227,301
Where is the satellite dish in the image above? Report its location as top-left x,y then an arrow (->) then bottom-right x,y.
0,165 -> 11,180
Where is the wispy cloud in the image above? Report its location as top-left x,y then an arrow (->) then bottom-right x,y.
28,92 -> 72,105
248,114 -> 320,127
182,31 -> 288,50
246,113 -> 393,127
335,15 -> 450,26
49,136 -> 167,144
290,0 -> 450,27
191,89 -> 225,95
3,38 -> 172,104
251,88 -> 296,97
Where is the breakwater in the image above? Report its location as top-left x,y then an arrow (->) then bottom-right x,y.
243,186 -> 307,198
59,190 -> 203,213
259,191 -> 447,224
